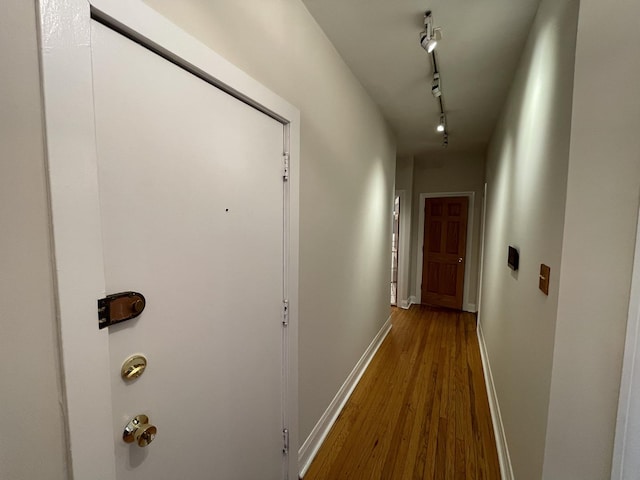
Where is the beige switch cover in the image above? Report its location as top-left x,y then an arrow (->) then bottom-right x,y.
539,264 -> 550,295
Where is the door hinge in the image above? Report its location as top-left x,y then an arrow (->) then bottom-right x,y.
282,428 -> 289,455
283,153 -> 290,182
282,299 -> 289,327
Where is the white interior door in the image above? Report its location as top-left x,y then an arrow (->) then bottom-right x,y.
91,20 -> 286,479
612,204 -> 640,480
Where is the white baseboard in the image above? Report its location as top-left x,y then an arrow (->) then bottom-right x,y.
402,297 -> 475,312
464,303 -> 477,313
477,322 -> 514,480
298,316 -> 393,478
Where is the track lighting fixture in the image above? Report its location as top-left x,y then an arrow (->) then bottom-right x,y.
419,11 -> 440,53
418,9 -> 449,147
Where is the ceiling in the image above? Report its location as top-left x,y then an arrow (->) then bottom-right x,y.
301,0 -> 541,156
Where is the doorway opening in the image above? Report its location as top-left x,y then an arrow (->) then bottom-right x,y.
391,195 -> 400,305
416,192 -> 475,312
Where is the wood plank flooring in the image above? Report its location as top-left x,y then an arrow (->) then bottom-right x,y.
303,306 -> 500,480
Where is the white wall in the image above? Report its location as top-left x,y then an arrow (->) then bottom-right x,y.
480,0 -> 579,478
142,0 -> 397,444
395,156 -> 414,193
0,1 -> 68,478
408,151 -> 486,308
542,0 -> 640,477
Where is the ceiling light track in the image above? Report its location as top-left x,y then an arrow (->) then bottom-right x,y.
419,10 -> 448,147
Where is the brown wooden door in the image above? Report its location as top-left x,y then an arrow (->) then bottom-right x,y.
421,197 -> 468,309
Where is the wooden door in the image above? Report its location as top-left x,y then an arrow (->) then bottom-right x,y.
92,21 -> 286,479
421,197 -> 468,310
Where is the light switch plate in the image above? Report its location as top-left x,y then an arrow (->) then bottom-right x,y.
539,264 -> 550,295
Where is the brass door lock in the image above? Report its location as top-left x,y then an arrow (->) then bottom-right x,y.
97,291 -> 146,329
123,414 -> 157,447
121,354 -> 148,381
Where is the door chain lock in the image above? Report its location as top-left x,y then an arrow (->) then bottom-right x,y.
98,291 -> 146,329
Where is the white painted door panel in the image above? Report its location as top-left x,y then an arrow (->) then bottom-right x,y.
612,205 -> 640,480
91,21 -> 285,479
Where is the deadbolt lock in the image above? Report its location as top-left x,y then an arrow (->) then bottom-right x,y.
123,414 -> 157,447
121,354 -> 148,381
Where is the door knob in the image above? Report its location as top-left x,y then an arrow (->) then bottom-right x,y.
458,257 -> 463,263
123,414 -> 157,447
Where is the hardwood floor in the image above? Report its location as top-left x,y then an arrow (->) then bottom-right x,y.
303,306 -> 500,480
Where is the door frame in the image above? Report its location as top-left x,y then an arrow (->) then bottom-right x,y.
395,190 -> 411,309
477,183 -> 488,324
390,193 -> 400,306
37,1 -> 300,479
611,204 -> 640,479
415,192 -> 475,311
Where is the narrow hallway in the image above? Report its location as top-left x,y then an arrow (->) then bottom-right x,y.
304,306 -> 500,479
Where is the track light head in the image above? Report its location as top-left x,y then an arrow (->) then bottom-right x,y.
419,32 -> 437,53
420,11 -> 439,53
431,73 -> 441,98
436,114 -> 446,133
420,34 -> 438,53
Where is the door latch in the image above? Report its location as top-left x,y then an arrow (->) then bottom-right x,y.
123,414 -> 157,447
98,291 -> 146,329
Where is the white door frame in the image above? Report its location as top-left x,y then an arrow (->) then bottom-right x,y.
390,193 -> 400,306
477,184 -> 488,324
37,1 -> 300,479
612,205 -> 640,480
394,190 -> 411,309
415,192 -> 475,312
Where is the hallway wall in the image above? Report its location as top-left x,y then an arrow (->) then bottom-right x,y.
0,1 -> 68,478
542,0 -> 640,477
142,0 -> 397,446
409,152 -> 485,309
480,0 -> 579,478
